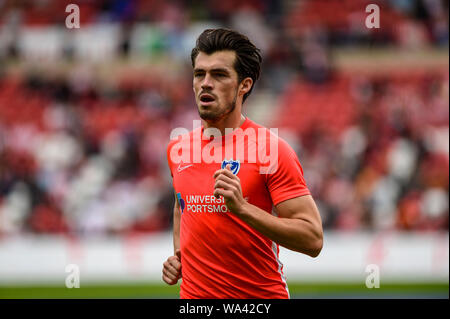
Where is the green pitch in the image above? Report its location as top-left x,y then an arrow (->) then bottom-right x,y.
0,282 -> 448,299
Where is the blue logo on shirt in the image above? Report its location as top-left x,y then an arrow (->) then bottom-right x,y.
176,192 -> 185,214
221,159 -> 240,175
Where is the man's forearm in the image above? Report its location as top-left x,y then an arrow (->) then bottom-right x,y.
173,207 -> 181,253
236,202 -> 323,257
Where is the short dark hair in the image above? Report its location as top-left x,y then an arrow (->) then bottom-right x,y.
191,28 -> 262,103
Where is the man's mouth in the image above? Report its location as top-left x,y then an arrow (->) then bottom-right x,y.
199,93 -> 216,105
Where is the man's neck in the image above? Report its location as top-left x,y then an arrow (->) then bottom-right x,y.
202,113 -> 246,136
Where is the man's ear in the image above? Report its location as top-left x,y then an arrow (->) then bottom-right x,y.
239,77 -> 253,96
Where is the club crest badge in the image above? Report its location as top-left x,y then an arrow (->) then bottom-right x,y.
221,159 -> 240,175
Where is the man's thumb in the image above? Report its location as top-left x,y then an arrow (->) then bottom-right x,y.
175,249 -> 181,260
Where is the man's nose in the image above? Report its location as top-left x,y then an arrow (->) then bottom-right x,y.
201,74 -> 213,90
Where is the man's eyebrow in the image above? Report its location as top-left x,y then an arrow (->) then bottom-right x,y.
210,68 -> 230,73
193,67 -> 230,73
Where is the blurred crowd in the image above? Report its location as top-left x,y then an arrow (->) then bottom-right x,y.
0,0 -> 448,237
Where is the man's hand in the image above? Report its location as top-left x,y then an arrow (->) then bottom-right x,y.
162,249 -> 182,285
213,165 -> 247,215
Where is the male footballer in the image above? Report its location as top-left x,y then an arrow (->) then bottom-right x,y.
162,28 -> 323,299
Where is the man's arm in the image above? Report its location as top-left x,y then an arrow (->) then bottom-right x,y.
173,190 -> 181,253
162,190 -> 182,285
240,195 -> 323,257
214,166 -> 323,257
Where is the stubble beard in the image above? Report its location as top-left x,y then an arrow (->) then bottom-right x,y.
198,89 -> 238,123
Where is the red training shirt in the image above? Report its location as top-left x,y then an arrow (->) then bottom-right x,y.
167,117 -> 310,299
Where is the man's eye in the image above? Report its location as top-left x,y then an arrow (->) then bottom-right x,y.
194,73 -> 204,77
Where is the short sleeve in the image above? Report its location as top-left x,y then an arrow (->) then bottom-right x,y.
265,138 -> 310,206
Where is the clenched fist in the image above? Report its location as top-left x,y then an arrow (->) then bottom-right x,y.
213,164 -> 247,215
162,249 -> 182,285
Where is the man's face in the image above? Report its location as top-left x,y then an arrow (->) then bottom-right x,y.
193,50 -> 240,122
